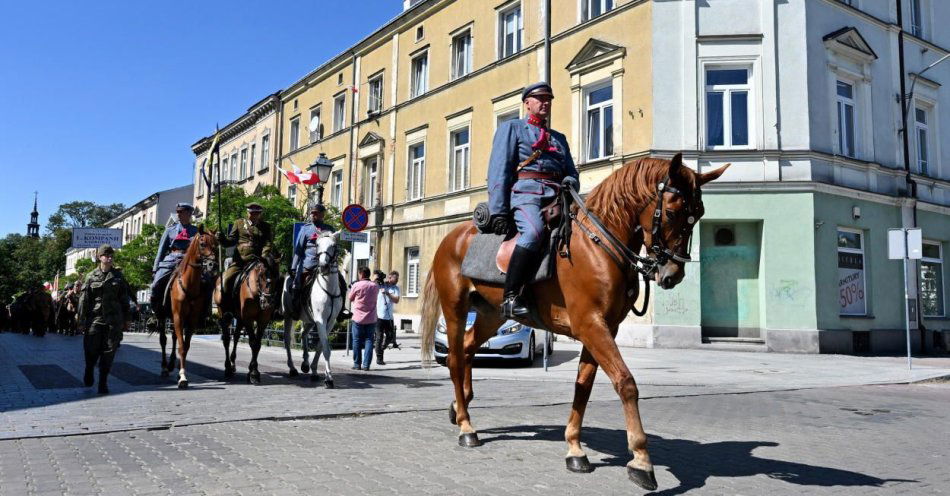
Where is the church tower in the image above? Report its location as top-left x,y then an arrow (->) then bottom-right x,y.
27,192 -> 40,238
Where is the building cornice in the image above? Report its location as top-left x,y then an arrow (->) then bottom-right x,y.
192,93 -> 281,155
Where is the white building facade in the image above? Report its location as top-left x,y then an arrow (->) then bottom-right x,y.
644,0 -> 950,353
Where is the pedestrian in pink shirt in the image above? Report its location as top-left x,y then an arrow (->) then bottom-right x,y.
347,267 -> 379,370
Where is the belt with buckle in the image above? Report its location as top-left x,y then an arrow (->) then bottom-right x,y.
518,170 -> 562,181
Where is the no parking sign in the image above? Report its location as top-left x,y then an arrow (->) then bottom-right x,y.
342,204 -> 369,232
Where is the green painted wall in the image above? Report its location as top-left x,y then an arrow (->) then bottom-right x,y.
700,222 -> 762,334
654,192 -> 818,331
812,193 -> 904,331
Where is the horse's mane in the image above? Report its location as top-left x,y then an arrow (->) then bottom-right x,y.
584,157 -> 698,233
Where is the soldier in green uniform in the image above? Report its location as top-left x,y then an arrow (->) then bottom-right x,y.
76,244 -> 134,395
217,202 -> 275,310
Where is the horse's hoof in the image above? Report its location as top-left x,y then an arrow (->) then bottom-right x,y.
324,380 -> 334,389
566,456 -> 593,473
627,467 -> 658,491
288,368 -> 299,378
457,433 -> 482,448
160,369 -> 169,378
248,373 -> 261,385
300,363 -> 310,374
448,403 -> 457,425
178,380 -> 189,390
224,368 -> 234,379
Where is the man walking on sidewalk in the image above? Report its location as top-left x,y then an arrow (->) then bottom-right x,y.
347,267 -> 379,371
375,270 -> 400,365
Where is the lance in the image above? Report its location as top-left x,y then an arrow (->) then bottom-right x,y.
205,128 -> 224,297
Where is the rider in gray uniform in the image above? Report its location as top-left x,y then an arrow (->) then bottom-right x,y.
290,202 -> 350,320
149,203 -> 198,318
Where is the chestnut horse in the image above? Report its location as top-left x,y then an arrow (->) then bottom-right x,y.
214,255 -> 280,384
165,227 -> 219,389
420,154 -> 728,490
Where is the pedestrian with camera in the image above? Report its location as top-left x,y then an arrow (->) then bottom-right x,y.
374,270 -> 400,365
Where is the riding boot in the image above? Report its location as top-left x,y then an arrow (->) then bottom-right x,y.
82,335 -> 98,387
502,246 -> 539,318
98,351 -> 115,395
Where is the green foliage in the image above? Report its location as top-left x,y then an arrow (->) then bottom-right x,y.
205,185 -> 302,272
46,201 -> 125,234
74,259 -> 96,280
114,224 -> 162,290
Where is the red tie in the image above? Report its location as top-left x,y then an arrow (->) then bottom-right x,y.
527,114 -> 557,152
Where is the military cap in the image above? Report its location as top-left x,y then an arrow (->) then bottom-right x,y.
246,202 -> 264,212
308,202 -> 327,213
521,82 -> 554,101
176,202 -> 194,212
97,244 -> 115,257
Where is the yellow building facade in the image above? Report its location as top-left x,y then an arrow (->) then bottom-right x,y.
191,93 -> 282,218
279,0 -> 653,331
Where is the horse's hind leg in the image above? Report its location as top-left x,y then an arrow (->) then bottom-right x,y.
283,318 -> 298,377
221,317 -> 234,379
317,319 -> 333,388
451,312 -> 505,427
247,320 -> 263,385
564,347 -> 598,473
445,301 -> 491,447
575,325 -> 656,490
309,322 -> 323,383
159,325 -> 169,377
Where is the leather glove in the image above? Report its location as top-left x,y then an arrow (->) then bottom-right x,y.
216,232 -> 227,244
489,214 -> 510,236
562,176 -> 579,192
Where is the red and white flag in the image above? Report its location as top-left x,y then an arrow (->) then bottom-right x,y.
280,161 -> 320,186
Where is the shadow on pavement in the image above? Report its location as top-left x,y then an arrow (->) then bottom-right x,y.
479,424 -> 917,494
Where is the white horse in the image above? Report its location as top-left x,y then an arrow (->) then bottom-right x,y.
281,232 -> 347,388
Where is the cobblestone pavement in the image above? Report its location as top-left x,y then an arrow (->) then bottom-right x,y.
1,332 -> 948,494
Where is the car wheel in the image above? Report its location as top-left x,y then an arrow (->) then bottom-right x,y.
522,333 -> 536,366
436,356 -> 447,366
545,332 -> 554,356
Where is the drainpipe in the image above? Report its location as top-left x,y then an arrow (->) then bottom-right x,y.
347,51 -> 358,207
543,0 -> 551,83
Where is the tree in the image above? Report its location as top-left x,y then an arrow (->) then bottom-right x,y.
114,224 -> 162,290
46,201 -> 125,234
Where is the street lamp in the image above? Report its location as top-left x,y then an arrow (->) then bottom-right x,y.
308,152 -> 334,206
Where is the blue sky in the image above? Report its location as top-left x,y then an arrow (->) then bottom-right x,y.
0,0 -> 402,236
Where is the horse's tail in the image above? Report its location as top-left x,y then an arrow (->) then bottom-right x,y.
419,270 -> 440,368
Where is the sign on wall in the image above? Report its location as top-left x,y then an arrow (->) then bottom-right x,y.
71,228 -> 123,249
838,251 -> 866,315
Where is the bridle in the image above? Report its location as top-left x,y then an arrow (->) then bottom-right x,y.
638,175 -> 703,266
177,235 -> 217,298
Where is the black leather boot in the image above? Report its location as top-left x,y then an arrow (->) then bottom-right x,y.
502,246 -> 538,318
97,367 -> 110,395
83,364 -> 95,387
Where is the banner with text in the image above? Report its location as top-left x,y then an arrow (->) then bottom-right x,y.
71,228 -> 123,249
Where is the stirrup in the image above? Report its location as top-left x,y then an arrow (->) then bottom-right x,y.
501,296 -> 529,318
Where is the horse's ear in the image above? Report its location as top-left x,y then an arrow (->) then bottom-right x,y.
699,163 -> 731,186
198,224 -> 205,234
668,153 -> 684,176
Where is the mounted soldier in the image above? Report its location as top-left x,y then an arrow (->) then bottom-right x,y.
77,244 -> 133,394
289,202 -> 351,319
217,202 -> 275,312
487,82 -> 579,318
148,202 -> 198,327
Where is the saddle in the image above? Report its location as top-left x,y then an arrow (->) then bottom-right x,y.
461,197 -> 567,285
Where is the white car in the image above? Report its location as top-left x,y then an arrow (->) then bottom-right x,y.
434,311 -> 552,366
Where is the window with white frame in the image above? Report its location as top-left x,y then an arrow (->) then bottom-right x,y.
333,93 -> 346,132
411,52 -> 428,98
836,80 -> 857,158
581,0 -> 613,22
451,30 -> 472,80
310,106 -> 322,142
260,135 -> 270,171
196,161 -> 204,196
222,157 -> 229,181
408,142 -> 425,200
910,0 -> 923,37
250,143 -> 256,172
289,117 -> 300,152
585,83 -> 613,161
498,3 -> 522,59
331,170 -> 343,208
449,127 -> 470,192
239,148 -> 248,180
915,106 -> 930,176
496,109 -> 520,128
921,241 -> 944,317
230,152 -> 238,181
365,158 -> 379,206
705,68 -> 751,149
288,184 -> 297,206
837,228 -> 867,316
368,75 -> 383,114
406,247 -> 420,296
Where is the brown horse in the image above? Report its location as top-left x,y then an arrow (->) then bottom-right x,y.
420,154 -> 728,490
213,256 -> 280,384
165,227 -> 218,389
11,289 -> 53,337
